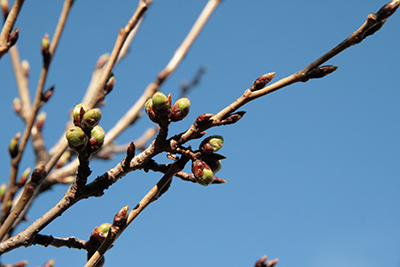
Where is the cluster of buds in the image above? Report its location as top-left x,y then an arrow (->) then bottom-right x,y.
144,92 -> 190,123
192,135 -> 225,186
65,104 -> 105,153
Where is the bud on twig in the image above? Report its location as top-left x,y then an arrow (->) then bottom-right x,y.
0,183 -> 6,202
1,0 -> 9,18
17,167 -> 31,187
7,27 -> 19,48
21,59 -> 30,77
250,72 -> 275,91
56,151 -> 71,168
41,85 -> 54,103
72,103 -> 89,127
152,92 -> 170,116
31,162 -> 45,184
9,132 -> 21,158
170,98 -> 190,121
41,34 -> 50,64
104,73 -> 114,95
12,97 -> 22,114
95,53 -> 109,69
82,108 -> 102,130
221,111 -> 246,125
362,19 -> 386,40
192,160 -> 214,186
194,113 -> 213,127
66,126 -> 88,152
306,65 -> 338,79
12,260 -> 28,267
89,126 -> 105,153
113,205 -> 129,227
204,159 -> 222,173
43,259 -> 55,267
36,112 -> 46,132
144,99 -> 159,123
376,0 -> 400,21
90,223 -> 111,244
254,255 -> 278,267
61,176 -> 75,184
199,135 -> 224,155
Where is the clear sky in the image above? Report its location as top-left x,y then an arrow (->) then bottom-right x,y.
0,0 -> 399,266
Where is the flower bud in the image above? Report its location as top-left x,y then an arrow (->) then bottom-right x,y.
12,260 -> 28,267
192,160 -> 214,186
151,92 -> 170,116
41,85 -> 54,103
170,98 -> 190,121
90,223 -> 111,244
41,33 -> 50,64
221,111 -> 246,125
61,176 -> 75,184
7,27 -> 18,48
376,0 -> 400,21
113,205 -> 129,227
56,151 -> 71,168
199,135 -> 224,154
306,65 -> 338,79
205,160 -> 222,174
21,59 -> 30,77
36,112 -> 46,131
250,72 -> 275,91
31,162 -> 45,184
104,73 -> 114,95
66,126 -> 88,152
9,132 -> 20,158
0,183 -> 6,202
144,99 -> 159,123
43,259 -> 55,267
18,167 -> 31,187
1,0 -> 10,17
72,103 -> 89,126
89,125 -> 105,152
13,97 -> 22,114
194,113 -> 213,127
96,53 -> 109,69
82,108 -> 102,129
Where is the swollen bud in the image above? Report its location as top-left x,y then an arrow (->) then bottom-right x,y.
250,72 -> 275,91
41,34 -> 50,64
144,99 -> 158,123
199,135 -> 224,155
376,0 -> 400,21
170,98 -> 190,121
41,85 -> 54,103
66,126 -> 88,152
0,183 -> 6,202
7,27 -> 18,48
13,97 -> 22,114
205,160 -> 222,174
82,108 -> 102,129
18,167 -> 31,187
9,132 -> 21,158
89,126 -> 105,152
43,259 -> 55,267
31,162 -> 45,184
152,92 -> 170,116
21,59 -> 30,77
36,112 -> 46,131
72,103 -> 89,126
90,223 -> 111,244
192,160 -> 214,186
113,205 -> 129,227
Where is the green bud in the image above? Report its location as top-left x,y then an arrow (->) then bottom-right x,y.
82,108 -> 102,129
18,167 -> 31,187
89,125 -> 105,152
200,135 -> 224,154
66,126 -> 88,152
31,162 -> 45,184
170,98 -> 190,121
9,132 -> 21,158
72,103 -> 89,126
192,160 -> 214,186
144,98 -> 159,123
90,223 -> 111,244
0,183 -> 6,202
152,92 -> 170,115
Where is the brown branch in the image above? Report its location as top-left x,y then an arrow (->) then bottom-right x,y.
0,0 -> 24,59
33,234 -> 87,250
84,155 -> 190,267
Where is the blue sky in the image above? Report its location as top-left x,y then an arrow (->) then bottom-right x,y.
0,0 -> 399,266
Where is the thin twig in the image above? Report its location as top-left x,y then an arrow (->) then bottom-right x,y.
0,0 -> 24,59
84,156 -> 189,267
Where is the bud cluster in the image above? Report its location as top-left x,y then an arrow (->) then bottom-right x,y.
66,104 -> 105,153
144,92 -> 190,123
192,135 -> 225,186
